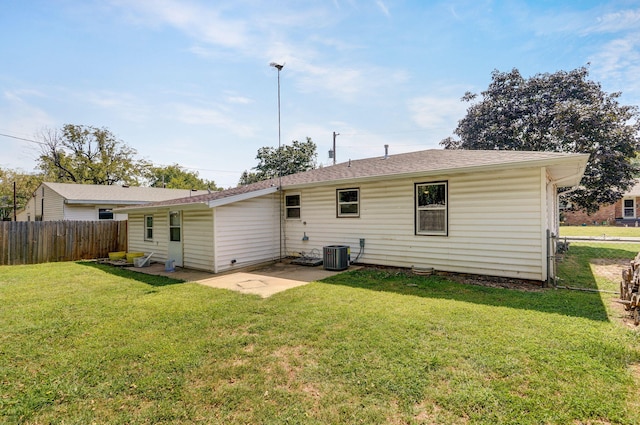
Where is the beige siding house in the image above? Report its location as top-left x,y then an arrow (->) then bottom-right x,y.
117,149 -> 588,282
16,182 -> 196,222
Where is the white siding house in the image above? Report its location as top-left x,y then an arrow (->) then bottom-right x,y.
116,149 -> 588,283
16,182 -> 195,222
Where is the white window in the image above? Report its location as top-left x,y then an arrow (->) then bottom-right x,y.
169,211 -> 181,241
144,215 -> 153,241
337,188 -> 359,217
623,198 -> 635,218
416,182 -> 447,236
285,194 -> 301,219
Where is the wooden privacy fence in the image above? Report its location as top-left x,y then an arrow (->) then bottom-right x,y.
0,221 -> 127,265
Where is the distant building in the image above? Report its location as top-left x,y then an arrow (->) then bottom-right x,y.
16,182 -> 196,222
561,179 -> 640,226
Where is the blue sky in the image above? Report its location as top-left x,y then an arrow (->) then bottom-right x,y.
1,0 -> 639,188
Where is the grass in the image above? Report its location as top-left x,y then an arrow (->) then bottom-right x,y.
1,260 -> 639,424
557,242 -> 640,291
560,225 -> 640,237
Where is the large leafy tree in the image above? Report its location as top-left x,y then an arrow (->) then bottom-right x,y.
239,138 -> 317,185
0,168 -> 43,220
146,164 -> 221,191
441,67 -> 640,213
37,124 -> 150,185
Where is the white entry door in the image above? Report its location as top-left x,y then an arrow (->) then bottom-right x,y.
168,211 -> 183,267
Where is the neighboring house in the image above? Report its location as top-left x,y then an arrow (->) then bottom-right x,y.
562,179 -> 640,226
16,182 -> 197,222
116,149 -> 588,283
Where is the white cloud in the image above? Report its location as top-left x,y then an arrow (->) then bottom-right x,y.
294,60 -> 409,102
173,104 -> 255,137
109,0 -> 249,49
408,96 -> 468,132
376,0 -> 390,17
587,9 -> 640,34
225,94 -> 253,105
0,90 -> 55,172
590,34 -> 640,96
108,1 -> 408,104
82,90 -> 150,123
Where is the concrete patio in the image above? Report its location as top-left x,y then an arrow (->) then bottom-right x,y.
128,259 -> 357,298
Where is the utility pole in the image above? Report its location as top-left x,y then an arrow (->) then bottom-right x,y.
13,181 -> 17,221
332,131 -> 339,165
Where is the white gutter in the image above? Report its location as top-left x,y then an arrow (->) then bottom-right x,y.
65,199 -> 157,205
113,202 -> 210,214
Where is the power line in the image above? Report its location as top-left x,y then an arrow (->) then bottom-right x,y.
1,131 -> 244,175
0,132 -> 46,146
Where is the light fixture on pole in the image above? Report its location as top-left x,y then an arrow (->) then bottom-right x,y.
269,62 -> 284,155
270,61 -> 284,260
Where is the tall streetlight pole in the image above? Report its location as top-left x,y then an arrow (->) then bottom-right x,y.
270,62 -> 284,260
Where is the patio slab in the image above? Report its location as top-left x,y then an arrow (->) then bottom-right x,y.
129,260 -> 357,298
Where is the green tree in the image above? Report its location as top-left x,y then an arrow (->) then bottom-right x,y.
146,164 -> 221,190
0,168 -> 43,220
37,124 -> 150,185
441,66 -> 640,213
239,138 -> 317,185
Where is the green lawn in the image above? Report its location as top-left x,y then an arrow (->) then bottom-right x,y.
560,225 -> 640,238
1,261 -> 639,424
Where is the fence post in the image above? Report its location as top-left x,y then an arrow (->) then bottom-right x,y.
546,229 -> 557,288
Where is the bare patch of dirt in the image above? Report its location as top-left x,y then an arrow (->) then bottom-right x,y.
589,258 -> 639,329
590,258 -> 629,283
361,265 -> 544,292
631,363 -> 640,379
437,272 -> 544,292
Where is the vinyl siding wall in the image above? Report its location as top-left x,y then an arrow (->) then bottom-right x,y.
17,184 -> 64,221
43,185 -> 64,220
182,209 -> 214,271
127,212 -> 170,261
63,206 -> 97,221
284,167 -> 549,281
214,193 -> 279,273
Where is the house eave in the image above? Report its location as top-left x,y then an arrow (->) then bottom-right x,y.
65,199 -> 150,206
113,202 -> 210,214
206,186 -> 279,208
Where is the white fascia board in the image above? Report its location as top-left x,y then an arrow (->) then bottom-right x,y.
65,199 -> 149,205
113,202 -> 209,214
207,186 -> 278,208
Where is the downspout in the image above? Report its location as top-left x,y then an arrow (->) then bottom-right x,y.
212,207 -> 218,274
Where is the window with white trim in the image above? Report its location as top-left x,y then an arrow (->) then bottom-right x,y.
416,181 -> 447,235
337,188 -> 359,217
285,194 -> 301,219
144,215 -> 154,241
623,198 -> 636,218
169,211 -> 181,242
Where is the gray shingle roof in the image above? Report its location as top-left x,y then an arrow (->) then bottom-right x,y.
44,182 -> 196,204
118,149 -> 588,210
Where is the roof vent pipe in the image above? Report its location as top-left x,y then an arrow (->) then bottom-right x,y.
384,144 -> 389,159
